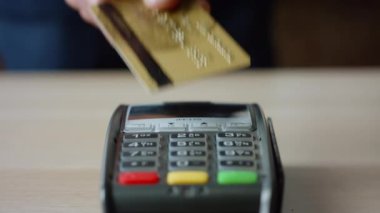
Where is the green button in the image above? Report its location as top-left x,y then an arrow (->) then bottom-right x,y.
217,171 -> 258,185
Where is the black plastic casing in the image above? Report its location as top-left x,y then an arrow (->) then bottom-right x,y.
101,103 -> 284,213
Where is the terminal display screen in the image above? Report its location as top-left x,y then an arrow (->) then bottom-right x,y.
128,103 -> 249,120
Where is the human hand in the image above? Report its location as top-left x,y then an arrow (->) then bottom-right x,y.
65,0 -> 209,26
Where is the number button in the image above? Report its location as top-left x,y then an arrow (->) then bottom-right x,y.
125,133 -> 158,139
122,161 -> 156,169
220,160 -> 254,167
218,141 -> 252,147
123,141 -> 157,148
170,133 -> 205,139
170,141 -> 206,147
219,150 -> 253,157
170,160 -> 206,168
170,150 -> 206,157
218,132 -> 252,138
122,150 -> 157,157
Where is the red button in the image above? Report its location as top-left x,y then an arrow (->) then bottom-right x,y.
118,172 -> 159,185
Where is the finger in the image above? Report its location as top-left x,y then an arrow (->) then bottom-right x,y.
65,0 -> 109,12
87,0 -> 110,5
65,0 -> 81,10
143,0 -> 180,10
79,9 -> 96,26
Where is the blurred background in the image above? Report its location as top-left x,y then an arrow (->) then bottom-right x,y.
274,0 -> 380,67
0,0 -> 379,70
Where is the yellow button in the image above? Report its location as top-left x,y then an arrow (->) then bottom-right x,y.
167,171 -> 209,185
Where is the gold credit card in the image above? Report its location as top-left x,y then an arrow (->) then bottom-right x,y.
92,0 -> 250,91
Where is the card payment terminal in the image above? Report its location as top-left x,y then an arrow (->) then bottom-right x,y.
102,102 -> 284,213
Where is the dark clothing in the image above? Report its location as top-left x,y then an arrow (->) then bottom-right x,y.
0,0 -> 123,70
0,0 -> 273,70
210,0 -> 274,67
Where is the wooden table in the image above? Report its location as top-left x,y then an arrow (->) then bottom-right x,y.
1,69 -> 379,213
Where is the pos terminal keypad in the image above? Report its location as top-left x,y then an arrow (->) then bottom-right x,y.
118,131 -> 259,186
102,103 -> 284,213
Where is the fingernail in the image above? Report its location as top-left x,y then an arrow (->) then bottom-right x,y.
88,0 -> 106,5
198,0 -> 210,12
143,0 -> 179,10
88,0 -> 97,5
